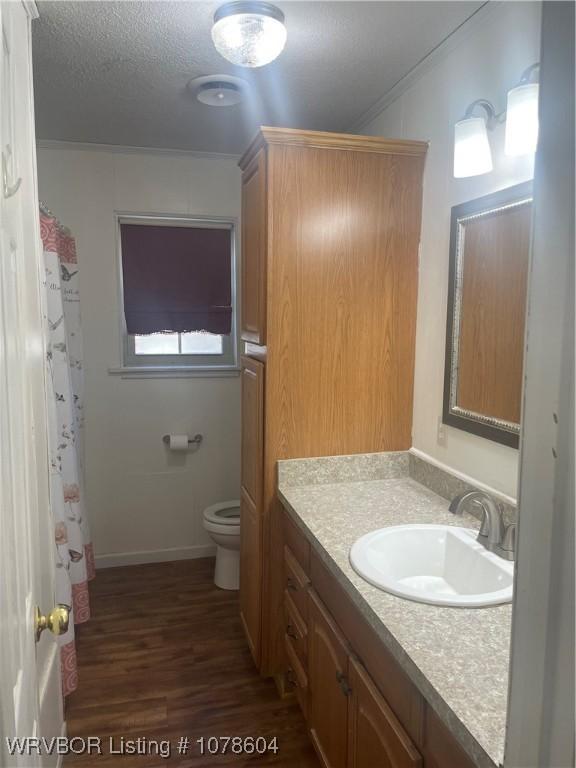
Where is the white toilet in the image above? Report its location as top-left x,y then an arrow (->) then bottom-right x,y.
203,500 -> 241,590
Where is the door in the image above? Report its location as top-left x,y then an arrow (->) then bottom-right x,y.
240,488 -> 262,664
240,355 -> 264,506
348,658 -> 422,768
239,356 -> 264,664
0,3 -> 64,765
241,147 -> 267,344
308,590 -> 349,768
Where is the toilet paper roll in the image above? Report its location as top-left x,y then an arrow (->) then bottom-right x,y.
168,434 -> 189,451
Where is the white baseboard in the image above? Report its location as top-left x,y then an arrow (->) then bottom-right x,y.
95,543 -> 216,569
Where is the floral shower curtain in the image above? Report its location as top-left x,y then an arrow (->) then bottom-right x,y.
40,209 -> 94,697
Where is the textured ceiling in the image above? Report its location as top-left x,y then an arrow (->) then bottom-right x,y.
33,1 -> 483,154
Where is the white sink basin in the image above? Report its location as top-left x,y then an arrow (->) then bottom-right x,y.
349,524 -> 513,607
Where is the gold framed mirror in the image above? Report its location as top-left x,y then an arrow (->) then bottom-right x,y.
443,181 -> 533,448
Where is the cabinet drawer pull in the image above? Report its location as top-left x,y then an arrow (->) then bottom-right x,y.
286,668 -> 296,688
286,623 -> 298,639
336,671 -> 352,697
286,577 -> 298,591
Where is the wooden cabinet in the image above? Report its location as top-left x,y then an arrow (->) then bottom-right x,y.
307,590 -> 423,768
240,356 -> 264,506
280,504 -> 479,768
241,148 -> 267,344
348,658 -> 422,768
239,356 -> 264,663
422,709 -> 477,768
239,488 -> 262,663
239,127 -> 427,678
308,591 -> 349,768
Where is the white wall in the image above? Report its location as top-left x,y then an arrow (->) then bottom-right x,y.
361,2 -> 541,500
37,146 -> 242,565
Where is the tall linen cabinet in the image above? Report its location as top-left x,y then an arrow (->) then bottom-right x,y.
239,127 -> 427,679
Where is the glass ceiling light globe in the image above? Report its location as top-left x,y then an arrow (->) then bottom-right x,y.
212,2 -> 287,68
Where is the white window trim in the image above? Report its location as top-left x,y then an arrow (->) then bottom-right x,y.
111,212 -> 239,378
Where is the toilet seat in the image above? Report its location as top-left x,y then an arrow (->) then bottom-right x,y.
203,500 -> 240,527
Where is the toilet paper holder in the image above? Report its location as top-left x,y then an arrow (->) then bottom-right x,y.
162,433 -> 203,447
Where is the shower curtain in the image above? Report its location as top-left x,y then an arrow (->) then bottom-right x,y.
40,209 -> 94,697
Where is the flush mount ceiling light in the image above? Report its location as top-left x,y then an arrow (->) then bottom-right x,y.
454,100 -> 497,178
211,1 -> 287,68
505,63 -> 540,157
187,74 -> 247,107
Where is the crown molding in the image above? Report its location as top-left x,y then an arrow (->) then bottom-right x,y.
348,1 -> 502,133
239,125 -> 429,169
36,139 -> 241,162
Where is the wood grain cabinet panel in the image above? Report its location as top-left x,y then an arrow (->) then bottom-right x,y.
239,488 -> 262,666
241,148 -> 267,344
240,356 -> 264,506
284,592 -> 308,668
423,707 -> 477,768
239,127 -> 427,678
348,658 -> 422,768
283,513 -> 311,574
284,545 -> 310,622
310,548 -> 423,745
308,590 -> 350,768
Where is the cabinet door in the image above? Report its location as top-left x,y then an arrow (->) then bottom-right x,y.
241,356 -> 264,506
423,706 -> 476,768
348,658 -> 422,768
308,590 -> 349,768
241,147 -> 267,344
240,488 -> 262,665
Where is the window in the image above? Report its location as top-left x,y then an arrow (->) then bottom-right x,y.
118,215 -> 237,371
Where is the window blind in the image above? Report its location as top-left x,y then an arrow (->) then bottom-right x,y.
120,223 -> 232,335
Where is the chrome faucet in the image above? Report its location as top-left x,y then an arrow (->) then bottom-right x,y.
449,491 -> 516,561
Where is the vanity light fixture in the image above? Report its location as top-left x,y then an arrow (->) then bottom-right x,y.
505,63 -> 540,157
454,63 -> 541,177
211,1 -> 287,68
453,100 -> 499,178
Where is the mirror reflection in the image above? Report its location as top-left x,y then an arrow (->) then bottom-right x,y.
443,182 -> 533,448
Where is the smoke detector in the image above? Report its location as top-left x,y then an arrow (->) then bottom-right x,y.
187,75 -> 246,107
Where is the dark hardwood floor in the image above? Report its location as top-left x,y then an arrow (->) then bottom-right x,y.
65,558 -> 318,767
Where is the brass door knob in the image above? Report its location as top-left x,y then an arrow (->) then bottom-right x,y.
35,604 -> 70,642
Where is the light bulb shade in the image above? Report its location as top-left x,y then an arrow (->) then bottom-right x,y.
453,117 -> 493,178
505,82 -> 539,157
212,2 -> 287,68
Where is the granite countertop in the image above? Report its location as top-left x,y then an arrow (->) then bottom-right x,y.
277,452 -> 513,768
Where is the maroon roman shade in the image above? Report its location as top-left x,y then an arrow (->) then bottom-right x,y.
120,223 -> 232,335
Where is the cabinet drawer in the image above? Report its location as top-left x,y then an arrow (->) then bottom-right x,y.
284,593 -> 308,669
284,545 -> 310,622
285,635 -> 308,719
282,510 -> 310,574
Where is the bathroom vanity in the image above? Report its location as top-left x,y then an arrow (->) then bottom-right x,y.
277,452 -> 514,768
